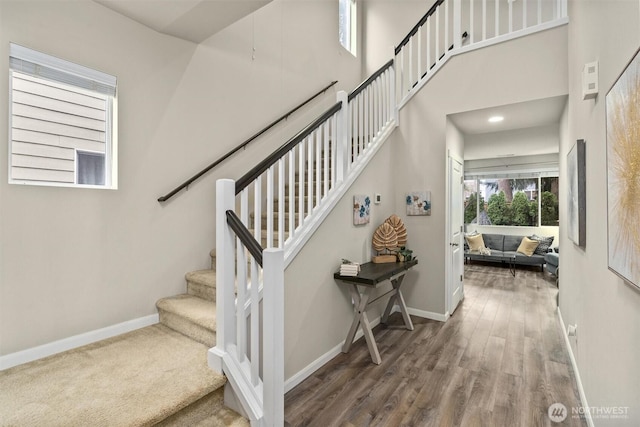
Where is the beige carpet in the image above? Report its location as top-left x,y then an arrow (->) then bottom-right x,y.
0,324 -> 239,426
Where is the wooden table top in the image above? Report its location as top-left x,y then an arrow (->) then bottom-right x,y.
334,259 -> 418,287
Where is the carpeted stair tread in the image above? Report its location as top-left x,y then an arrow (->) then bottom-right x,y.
157,294 -> 216,346
0,324 -> 230,426
186,269 -> 216,301
155,387 -> 249,427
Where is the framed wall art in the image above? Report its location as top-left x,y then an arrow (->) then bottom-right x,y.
353,195 -> 371,225
567,139 -> 586,247
406,191 -> 431,216
606,46 -> 640,289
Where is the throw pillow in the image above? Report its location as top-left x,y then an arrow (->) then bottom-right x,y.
466,233 -> 485,252
464,230 -> 478,250
530,234 -> 554,255
517,237 -> 540,256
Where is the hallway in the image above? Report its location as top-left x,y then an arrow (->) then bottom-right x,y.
284,264 -> 585,426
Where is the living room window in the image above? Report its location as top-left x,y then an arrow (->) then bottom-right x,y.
464,175 -> 559,227
9,43 -> 117,188
339,0 -> 357,56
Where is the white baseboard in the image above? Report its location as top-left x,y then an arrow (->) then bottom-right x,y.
557,307 -> 594,427
0,314 -> 159,371
407,307 -> 448,322
284,315 -> 382,393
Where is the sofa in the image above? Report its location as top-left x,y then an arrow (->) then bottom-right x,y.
464,233 -> 553,271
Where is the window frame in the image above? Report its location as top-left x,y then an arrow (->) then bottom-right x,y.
8,43 -> 117,189
464,174 -> 559,228
339,0 -> 357,56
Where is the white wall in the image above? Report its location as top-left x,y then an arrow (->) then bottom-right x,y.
465,124 -> 561,160
388,25 -> 568,316
561,1 -> 640,425
0,0 -> 362,356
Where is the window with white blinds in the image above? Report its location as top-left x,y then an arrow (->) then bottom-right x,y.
9,43 -> 117,188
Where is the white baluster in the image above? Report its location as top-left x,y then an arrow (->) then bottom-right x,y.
408,37 -> 413,89
435,6 -> 440,62
364,87 -> 370,148
537,0 -> 541,25
508,0 -> 513,33
470,0 -> 475,44
277,158 -> 284,247
307,135 -> 313,217
417,27 -> 422,80
331,113 -> 338,186
453,0 -> 462,50
323,121 -> 329,197
266,166 -> 273,249
482,0 -> 487,41
315,128 -> 321,207
298,141 -> 305,227
250,251 -> 259,386
288,150 -> 295,238
336,91 -> 348,182
426,18 -> 431,73
254,176 -> 262,246
445,0 -> 449,54
496,0 -> 500,37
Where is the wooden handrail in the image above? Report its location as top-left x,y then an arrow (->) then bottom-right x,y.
226,210 -> 263,266
348,59 -> 394,102
235,101 -> 343,194
157,80 -> 338,202
395,0 -> 445,55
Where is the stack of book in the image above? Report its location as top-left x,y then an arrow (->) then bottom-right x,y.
340,261 -> 360,277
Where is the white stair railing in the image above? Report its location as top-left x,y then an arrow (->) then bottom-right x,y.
395,0 -> 568,107
210,61 -> 396,426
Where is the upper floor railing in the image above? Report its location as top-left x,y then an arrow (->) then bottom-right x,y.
395,0 -> 568,106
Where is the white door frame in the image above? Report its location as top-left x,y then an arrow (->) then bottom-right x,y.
445,150 -> 464,318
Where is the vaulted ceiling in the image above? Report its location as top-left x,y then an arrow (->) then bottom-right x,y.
93,0 -> 272,43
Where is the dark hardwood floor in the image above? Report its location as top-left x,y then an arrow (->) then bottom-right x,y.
284,263 -> 586,426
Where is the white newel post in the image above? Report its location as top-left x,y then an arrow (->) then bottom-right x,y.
453,0 -> 462,50
262,248 -> 285,427
211,179 -> 237,373
390,51 -> 398,126
335,90 -> 348,183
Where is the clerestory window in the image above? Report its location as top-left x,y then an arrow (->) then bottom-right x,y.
9,44 -> 117,189
339,0 -> 357,56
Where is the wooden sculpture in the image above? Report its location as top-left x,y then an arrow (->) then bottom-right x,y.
372,222 -> 398,263
385,214 -> 407,247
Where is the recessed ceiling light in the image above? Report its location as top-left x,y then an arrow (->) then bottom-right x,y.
488,116 -> 504,123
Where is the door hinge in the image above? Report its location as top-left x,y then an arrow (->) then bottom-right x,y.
460,274 -> 463,282
460,225 -> 463,232
460,176 -> 463,184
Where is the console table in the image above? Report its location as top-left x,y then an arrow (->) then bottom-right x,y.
334,259 -> 418,364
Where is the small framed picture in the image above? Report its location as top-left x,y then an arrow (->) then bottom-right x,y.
406,191 -> 431,216
353,195 -> 371,225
